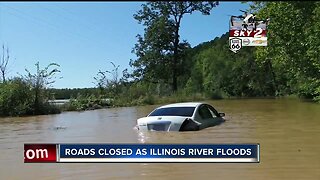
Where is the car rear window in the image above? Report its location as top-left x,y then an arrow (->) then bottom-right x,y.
148,107 -> 195,117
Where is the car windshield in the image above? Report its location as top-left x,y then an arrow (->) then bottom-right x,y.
148,107 -> 195,117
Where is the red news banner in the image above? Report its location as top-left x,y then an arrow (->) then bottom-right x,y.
229,29 -> 267,37
24,144 -> 57,163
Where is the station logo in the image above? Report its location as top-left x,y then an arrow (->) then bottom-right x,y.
229,10 -> 269,53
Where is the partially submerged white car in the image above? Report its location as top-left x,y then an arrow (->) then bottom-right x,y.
136,102 -> 225,131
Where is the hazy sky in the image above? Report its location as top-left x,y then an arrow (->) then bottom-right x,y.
0,2 -> 250,88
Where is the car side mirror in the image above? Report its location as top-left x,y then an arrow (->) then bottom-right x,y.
219,112 -> 225,117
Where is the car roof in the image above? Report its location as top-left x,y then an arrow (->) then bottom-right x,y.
157,102 -> 204,109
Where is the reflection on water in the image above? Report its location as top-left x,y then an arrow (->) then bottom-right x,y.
0,99 -> 320,179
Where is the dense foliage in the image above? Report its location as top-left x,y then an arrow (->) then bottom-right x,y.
125,1 -> 320,101
251,2 -> 320,100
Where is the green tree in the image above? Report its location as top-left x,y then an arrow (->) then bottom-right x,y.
131,1 -> 219,91
24,62 -> 61,114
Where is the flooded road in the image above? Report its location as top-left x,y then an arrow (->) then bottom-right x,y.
1,99 -> 320,179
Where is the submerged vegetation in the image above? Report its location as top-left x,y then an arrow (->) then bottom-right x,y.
1,2 -> 320,117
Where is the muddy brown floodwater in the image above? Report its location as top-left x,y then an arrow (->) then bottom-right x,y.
0,99 -> 320,179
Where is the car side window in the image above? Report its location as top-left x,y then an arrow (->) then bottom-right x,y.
207,105 -> 219,118
198,105 -> 213,119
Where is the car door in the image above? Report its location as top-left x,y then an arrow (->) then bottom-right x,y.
197,104 -> 223,129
